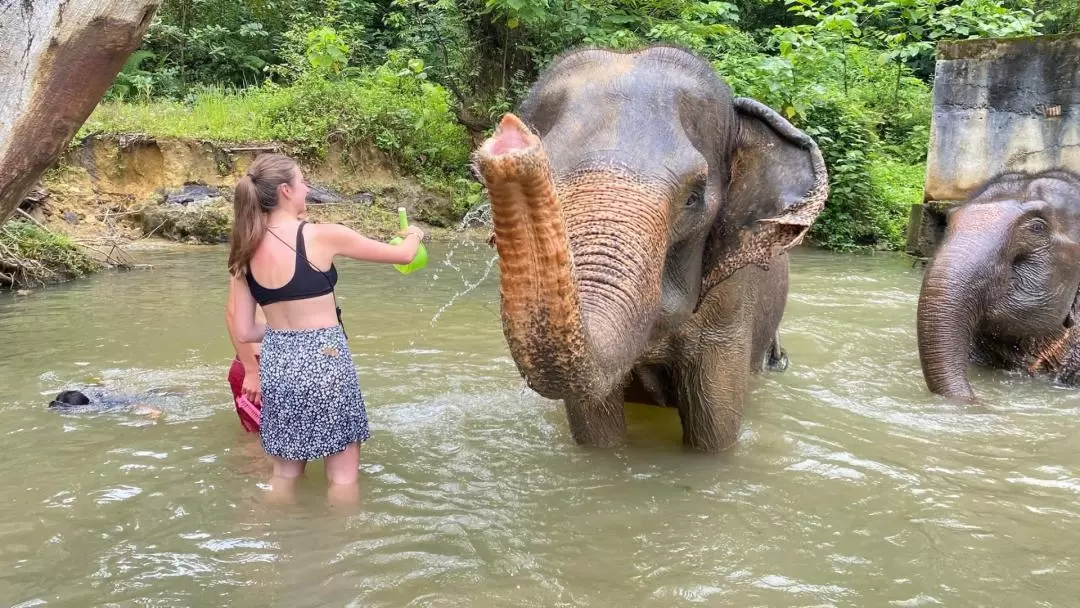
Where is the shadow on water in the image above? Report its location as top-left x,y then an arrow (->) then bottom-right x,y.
2,244 -> 1080,606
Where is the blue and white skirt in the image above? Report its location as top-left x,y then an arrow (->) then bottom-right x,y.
259,325 -> 370,461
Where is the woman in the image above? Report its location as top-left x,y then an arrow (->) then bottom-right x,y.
228,153 -> 424,498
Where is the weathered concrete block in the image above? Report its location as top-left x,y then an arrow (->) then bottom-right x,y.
925,34 -> 1080,202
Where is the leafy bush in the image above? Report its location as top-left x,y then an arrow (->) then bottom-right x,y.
259,59 -> 471,178
84,62 -> 471,183
869,158 -> 926,246
796,98 -> 881,250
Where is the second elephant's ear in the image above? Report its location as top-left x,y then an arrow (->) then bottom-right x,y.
699,98 -> 829,301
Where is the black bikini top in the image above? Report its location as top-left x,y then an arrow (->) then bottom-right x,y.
246,222 -> 338,306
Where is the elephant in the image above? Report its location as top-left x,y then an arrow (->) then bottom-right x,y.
917,169 -> 1080,401
471,46 -> 829,452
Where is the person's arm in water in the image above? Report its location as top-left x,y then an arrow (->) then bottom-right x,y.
229,275 -> 266,344
315,223 -> 425,265
226,280 -> 264,403
131,403 -> 164,419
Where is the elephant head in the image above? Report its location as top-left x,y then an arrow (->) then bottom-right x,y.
917,170 -> 1080,401
471,46 -> 828,411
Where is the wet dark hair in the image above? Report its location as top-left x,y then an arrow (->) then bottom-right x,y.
49,390 -> 91,408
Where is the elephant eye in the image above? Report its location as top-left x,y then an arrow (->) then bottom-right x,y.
685,189 -> 704,208
1026,218 -> 1049,235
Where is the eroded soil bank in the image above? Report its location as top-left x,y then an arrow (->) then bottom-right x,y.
5,133 -> 478,289
25,133 -> 468,242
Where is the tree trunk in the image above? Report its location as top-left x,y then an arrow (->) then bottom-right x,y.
0,0 -> 160,225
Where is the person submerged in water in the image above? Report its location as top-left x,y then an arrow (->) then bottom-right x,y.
48,389 -> 164,419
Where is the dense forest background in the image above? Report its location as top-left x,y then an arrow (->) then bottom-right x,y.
86,0 -> 1080,250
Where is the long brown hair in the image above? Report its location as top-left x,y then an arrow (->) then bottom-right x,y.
228,153 -> 298,276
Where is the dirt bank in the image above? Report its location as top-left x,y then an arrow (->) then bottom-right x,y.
21,133 -> 470,248
0,133 -> 489,290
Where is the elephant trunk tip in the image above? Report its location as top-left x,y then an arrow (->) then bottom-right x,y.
931,380 -> 977,404
480,113 -> 538,158
918,328 -> 979,404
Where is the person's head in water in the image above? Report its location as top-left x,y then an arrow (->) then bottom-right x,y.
49,390 -> 90,408
227,153 -> 310,277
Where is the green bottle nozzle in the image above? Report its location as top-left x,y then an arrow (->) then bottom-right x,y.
398,207 -> 409,231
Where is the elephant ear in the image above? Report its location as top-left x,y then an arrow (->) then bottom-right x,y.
699,98 -> 829,301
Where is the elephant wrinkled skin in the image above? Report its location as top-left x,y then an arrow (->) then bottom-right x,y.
917,170 -> 1080,402
472,46 -> 829,452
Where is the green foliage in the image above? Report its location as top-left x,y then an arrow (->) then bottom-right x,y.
1037,0 -> 1080,33
83,86 -> 280,142
85,60 -> 471,181
107,50 -> 161,102
305,27 -> 351,74
259,60 -> 471,177
870,157 -> 926,246
798,97 -> 883,250
99,0 -> 1052,247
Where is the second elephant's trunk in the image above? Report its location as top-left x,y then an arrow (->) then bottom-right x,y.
917,209 -> 1014,401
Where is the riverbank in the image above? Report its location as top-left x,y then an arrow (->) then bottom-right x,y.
4,131 -> 485,290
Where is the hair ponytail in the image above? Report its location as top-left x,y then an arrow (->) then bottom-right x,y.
227,154 -> 299,276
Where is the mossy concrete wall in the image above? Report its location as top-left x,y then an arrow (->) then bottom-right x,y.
907,33 -> 1080,256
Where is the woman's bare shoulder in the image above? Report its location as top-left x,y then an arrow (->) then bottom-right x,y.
309,222 -> 369,242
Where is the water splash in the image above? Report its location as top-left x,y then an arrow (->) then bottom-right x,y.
458,202 -> 492,230
430,252 -> 498,327
428,201 -> 497,327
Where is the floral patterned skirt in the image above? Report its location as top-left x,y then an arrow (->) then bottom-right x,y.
259,325 -> 369,461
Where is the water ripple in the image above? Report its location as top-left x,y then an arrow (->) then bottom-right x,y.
1,248 -> 1080,605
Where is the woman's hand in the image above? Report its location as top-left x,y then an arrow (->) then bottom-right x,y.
242,371 -> 261,405
401,225 -> 425,241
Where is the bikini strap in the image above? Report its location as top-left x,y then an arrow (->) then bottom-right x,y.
295,221 -> 308,259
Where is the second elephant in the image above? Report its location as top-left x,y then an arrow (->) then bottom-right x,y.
918,169 -> 1080,401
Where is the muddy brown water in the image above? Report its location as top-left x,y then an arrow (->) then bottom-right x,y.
2,243 -> 1079,607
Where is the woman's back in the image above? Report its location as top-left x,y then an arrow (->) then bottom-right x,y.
247,219 -> 339,331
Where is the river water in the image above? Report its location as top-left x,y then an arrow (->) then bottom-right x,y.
2,242 -> 1079,607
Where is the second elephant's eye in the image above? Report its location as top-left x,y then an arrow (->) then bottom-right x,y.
1027,218 -> 1049,234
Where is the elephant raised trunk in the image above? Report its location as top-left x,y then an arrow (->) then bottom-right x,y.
917,207 -> 1016,401
474,114 -> 663,400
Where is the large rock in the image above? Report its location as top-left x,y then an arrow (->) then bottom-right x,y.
0,1 -> 161,225
138,194 -> 233,244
